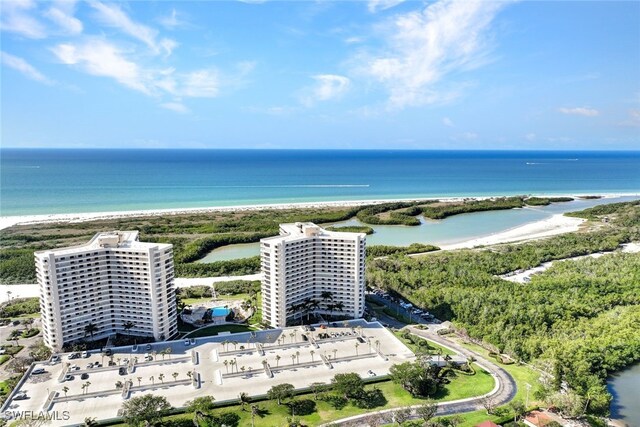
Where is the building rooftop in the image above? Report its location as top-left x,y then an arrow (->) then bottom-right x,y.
35,231 -> 170,256
261,222 -> 365,244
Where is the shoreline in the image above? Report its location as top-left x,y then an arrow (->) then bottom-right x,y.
1,192 -> 638,231
438,213 -> 586,250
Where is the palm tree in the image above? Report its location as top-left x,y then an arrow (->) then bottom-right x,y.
295,351 -> 300,364
83,417 -> 98,427
223,360 -> 229,373
62,386 -> 69,397
187,371 -> 192,381
222,340 -> 230,351
165,347 -> 172,360
240,366 -> 246,375
84,322 -> 98,340
239,392 -> 250,411
310,350 -> 315,362
275,355 -> 281,367
333,348 -> 338,359
232,341 -> 239,350
85,381 -> 91,394
149,375 -> 155,384
172,372 -> 178,382
334,301 -> 345,314
355,342 -> 360,356
81,383 -> 87,395
158,373 -> 165,384
230,360 -> 236,373
251,404 -> 258,427
122,321 -> 135,338
375,339 -> 381,351
290,354 -> 296,365
137,377 -> 142,387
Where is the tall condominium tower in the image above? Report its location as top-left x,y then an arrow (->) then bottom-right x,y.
35,231 -> 177,351
260,223 -> 366,327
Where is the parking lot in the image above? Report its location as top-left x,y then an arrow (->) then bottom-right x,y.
2,320 -> 414,425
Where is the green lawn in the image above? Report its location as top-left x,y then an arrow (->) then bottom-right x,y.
183,324 -> 259,338
0,355 -> 9,365
112,365 -> 494,426
452,339 -> 543,404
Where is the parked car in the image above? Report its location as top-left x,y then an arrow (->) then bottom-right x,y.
14,394 -> 28,400
32,368 -> 46,375
81,373 -> 89,380
81,351 -> 89,358
118,367 -> 127,375
50,355 -> 60,363
145,344 -> 152,351
64,374 -> 74,381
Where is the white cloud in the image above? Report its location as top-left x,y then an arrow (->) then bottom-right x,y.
51,39 -> 151,94
0,0 -> 47,39
158,8 -> 187,30
368,0 -> 405,13
618,109 -> 640,127
451,131 -> 478,141
160,102 -> 189,114
345,36 -> 364,44
558,107 -> 599,117
359,0 -> 509,109
44,1 -> 83,35
524,132 -> 536,141
89,1 -> 176,56
1,51 -> 53,84
442,117 -> 454,127
302,74 -> 350,106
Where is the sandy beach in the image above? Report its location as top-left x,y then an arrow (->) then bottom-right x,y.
439,213 -> 586,250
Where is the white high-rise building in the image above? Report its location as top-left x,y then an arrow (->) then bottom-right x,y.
261,223 -> 366,327
35,231 -> 177,351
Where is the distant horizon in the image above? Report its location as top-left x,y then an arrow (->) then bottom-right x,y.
2,147 -> 640,152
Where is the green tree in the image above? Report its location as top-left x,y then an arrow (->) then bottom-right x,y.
389,361 -> 440,397
121,394 -> 171,427
267,383 -> 295,405
331,373 -> 364,399
416,400 -> 438,424
185,396 -> 216,413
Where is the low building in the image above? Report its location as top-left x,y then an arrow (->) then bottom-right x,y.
35,231 -> 177,351
260,222 -> 366,327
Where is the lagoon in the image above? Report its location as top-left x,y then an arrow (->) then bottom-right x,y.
198,195 -> 637,263
608,363 -> 640,426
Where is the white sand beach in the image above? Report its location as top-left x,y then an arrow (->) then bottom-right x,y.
439,213 -> 586,250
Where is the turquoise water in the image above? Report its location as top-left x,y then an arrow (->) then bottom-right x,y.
1,149 -> 639,216
198,196 -> 638,262
210,307 -> 231,317
608,363 -> 640,425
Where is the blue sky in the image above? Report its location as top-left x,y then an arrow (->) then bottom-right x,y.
1,0 -> 639,149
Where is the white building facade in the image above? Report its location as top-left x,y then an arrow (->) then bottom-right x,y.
261,223 -> 366,327
35,231 -> 177,351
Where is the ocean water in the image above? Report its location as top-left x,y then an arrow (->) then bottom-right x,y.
1,149 -> 639,216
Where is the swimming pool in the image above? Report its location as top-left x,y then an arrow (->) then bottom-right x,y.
210,307 -> 231,317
